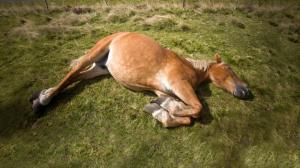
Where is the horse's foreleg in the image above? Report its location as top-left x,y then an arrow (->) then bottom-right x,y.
167,80 -> 203,118
144,102 -> 191,127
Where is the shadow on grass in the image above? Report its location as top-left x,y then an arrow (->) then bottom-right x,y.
1,75 -> 257,138
0,80 -> 37,137
37,76 -> 110,117
144,82 -> 214,128
0,74 -> 255,137
38,78 -> 215,128
0,76 -> 108,138
195,83 -> 214,125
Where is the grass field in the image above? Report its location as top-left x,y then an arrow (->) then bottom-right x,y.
0,0 -> 299,167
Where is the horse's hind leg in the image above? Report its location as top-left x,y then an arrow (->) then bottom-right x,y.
76,63 -> 109,81
29,33 -> 120,114
29,63 -> 109,114
144,99 -> 191,128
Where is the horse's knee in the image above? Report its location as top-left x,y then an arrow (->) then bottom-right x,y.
162,117 -> 191,128
152,96 -> 186,114
161,118 -> 177,128
191,103 -> 203,118
177,117 -> 192,125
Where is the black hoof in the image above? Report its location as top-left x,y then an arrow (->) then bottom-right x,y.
143,103 -> 161,114
29,90 -> 46,116
32,99 -> 46,116
29,90 -> 42,103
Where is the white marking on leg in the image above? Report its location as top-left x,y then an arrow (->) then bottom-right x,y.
70,56 -> 84,68
160,97 -> 172,108
39,87 -> 55,105
159,97 -> 186,114
152,109 -> 169,123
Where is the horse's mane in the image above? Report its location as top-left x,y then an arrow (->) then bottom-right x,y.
185,58 -> 215,71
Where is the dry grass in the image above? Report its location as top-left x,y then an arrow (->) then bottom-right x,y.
9,20 -> 40,40
5,1 -> 298,42
0,1 -> 293,17
145,15 -> 173,25
9,11 -> 96,40
0,4 -> 63,15
231,18 -> 246,29
51,12 -> 95,26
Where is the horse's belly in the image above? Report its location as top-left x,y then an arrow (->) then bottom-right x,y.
106,49 -> 162,91
105,32 -> 167,91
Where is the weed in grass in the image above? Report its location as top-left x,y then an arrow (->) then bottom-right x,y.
106,8 -> 135,23
218,21 -> 226,26
177,22 -> 191,31
72,6 -> 92,15
9,20 -> 40,40
268,20 -> 278,27
144,15 -> 177,30
231,19 -> 245,29
288,34 -> 299,43
106,13 -> 128,23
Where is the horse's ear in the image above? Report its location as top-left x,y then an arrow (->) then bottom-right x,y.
214,53 -> 222,63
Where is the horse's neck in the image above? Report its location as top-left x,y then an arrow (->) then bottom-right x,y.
186,58 -> 214,82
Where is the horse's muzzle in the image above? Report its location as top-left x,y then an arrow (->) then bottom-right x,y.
233,85 -> 251,99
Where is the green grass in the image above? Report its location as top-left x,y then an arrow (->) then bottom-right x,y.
0,1 -> 300,167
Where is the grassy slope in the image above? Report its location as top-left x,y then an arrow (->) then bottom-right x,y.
0,1 -> 299,167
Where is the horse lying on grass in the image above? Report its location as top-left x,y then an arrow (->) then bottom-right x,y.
30,32 -> 251,127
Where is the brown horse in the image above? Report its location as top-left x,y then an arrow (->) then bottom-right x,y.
30,32 -> 250,127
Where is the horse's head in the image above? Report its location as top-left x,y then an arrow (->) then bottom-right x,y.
208,54 -> 251,99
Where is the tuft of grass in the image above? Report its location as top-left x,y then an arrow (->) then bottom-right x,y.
268,20 -> 279,27
106,7 -> 135,23
177,22 -> 191,31
143,15 -> 177,30
288,34 -> 299,43
231,19 -> 246,29
72,6 -> 92,14
9,20 -> 40,40
8,12 -> 96,40
106,13 -> 129,23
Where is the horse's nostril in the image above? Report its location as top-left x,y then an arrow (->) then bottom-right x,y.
244,88 -> 249,94
245,88 -> 250,96
233,90 -> 236,96
234,86 -> 251,99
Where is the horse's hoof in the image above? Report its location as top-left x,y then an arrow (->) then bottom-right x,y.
143,103 -> 161,114
150,96 -> 169,105
29,90 -> 46,115
29,90 -> 42,103
32,99 -> 46,115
